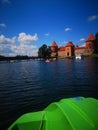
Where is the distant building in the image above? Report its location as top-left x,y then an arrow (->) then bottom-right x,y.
50,33 -> 96,58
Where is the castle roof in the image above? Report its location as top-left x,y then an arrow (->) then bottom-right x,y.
75,45 -> 79,48
58,46 -> 65,51
75,46 -> 86,50
51,41 -> 58,47
86,33 -> 95,42
66,42 -> 74,47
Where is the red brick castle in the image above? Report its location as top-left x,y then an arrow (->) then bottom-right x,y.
50,33 -> 95,58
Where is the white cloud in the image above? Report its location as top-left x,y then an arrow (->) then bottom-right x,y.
18,32 -> 38,44
44,33 -> 50,36
0,23 -> 6,28
0,35 -> 16,44
0,33 -> 38,56
80,43 -> 85,47
65,27 -> 72,32
0,43 -> 12,56
11,44 -> 38,56
79,38 -> 85,42
88,15 -> 98,22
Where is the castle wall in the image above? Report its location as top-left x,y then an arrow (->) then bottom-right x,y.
51,52 -> 58,57
58,51 -> 66,57
75,47 -> 94,55
83,48 -> 94,55
65,46 -> 74,56
75,47 -> 86,55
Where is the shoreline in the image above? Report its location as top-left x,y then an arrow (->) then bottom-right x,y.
0,54 -> 98,62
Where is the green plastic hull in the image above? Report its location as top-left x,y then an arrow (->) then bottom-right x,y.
8,97 -> 98,130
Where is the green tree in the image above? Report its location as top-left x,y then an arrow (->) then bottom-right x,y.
38,44 -> 51,59
94,32 -> 98,54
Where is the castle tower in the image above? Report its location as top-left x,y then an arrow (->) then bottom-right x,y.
86,33 -> 95,49
50,41 -> 58,57
65,42 -> 74,56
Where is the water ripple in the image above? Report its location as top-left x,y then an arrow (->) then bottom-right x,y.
0,59 -> 98,129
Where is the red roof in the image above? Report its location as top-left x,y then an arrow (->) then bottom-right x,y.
75,45 -> 79,48
58,46 -> 65,51
66,42 -> 74,47
86,33 -> 95,41
75,46 -> 86,50
51,41 -> 57,47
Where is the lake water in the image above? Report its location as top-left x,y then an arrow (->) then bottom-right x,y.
0,58 -> 98,130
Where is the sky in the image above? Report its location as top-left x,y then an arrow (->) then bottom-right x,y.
0,0 -> 98,56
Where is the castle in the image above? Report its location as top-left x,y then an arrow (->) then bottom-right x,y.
50,33 -> 96,58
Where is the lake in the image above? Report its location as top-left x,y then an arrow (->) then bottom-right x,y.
0,58 -> 98,130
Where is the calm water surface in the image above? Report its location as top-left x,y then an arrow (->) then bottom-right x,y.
0,58 -> 98,129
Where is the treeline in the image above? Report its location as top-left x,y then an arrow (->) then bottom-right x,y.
0,55 -> 38,61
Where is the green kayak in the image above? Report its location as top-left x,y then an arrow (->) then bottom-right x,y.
8,97 -> 98,130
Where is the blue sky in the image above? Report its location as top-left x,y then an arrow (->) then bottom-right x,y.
0,0 -> 98,56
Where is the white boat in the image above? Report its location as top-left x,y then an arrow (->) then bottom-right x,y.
10,60 -> 16,63
75,54 -> 82,60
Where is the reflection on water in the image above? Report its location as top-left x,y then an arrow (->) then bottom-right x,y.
0,58 -> 98,129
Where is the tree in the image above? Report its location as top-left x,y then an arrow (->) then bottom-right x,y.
95,32 -> 98,39
38,44 -> 51,59
94,32 -> 98,54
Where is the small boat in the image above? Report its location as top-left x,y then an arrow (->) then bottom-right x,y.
8,97 -> 98,130
10,60 -> 16,63
45,59 -> 50,62
75,54 -> 82,59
